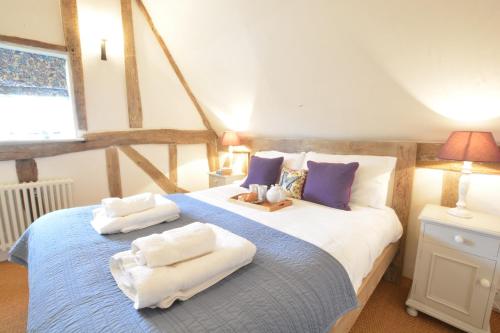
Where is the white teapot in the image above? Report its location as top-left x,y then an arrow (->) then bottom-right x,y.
266,184 -> 287,203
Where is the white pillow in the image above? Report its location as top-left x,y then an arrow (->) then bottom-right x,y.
302,152 -> 397,208
255,151 -> 305,170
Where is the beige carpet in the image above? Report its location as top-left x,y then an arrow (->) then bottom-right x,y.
1,261 -> 499,333
351,277 -> 500,333
0,262 -> 28,333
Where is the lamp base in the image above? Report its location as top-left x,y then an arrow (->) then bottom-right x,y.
447,207 -> 473,219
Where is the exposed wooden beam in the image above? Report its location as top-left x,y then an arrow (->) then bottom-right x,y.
0,129 -> 217,161
15,159 -> 38,183
60,0 -> 87,131
441,171 -> 459,208
84,129 -> 216,144
206,141 -> 219,172
385,142 -> 417,282
120,0 -> 143,128
134,0 -> 216,134
0,34 -> 67,52
168,144 -> 177,184
119,145 -> 187,193
105,147 -> 123,197
416,142 -> 500,175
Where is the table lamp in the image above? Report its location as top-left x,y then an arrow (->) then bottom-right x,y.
438,131 -> 500,218
220,131 -> 240,175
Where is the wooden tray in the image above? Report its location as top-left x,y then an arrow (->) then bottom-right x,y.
228,194 -> 292,212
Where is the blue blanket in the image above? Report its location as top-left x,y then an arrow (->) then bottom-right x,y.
9,194 -> 357,333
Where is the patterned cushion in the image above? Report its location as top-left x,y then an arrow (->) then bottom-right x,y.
278,167 -> 307,199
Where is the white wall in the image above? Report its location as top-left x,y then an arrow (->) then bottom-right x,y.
0,0 -> 65,45
404,168 -> 443,278
143,0 -> 500,140
0,0 -> 210,208
142,0 -> 500,280
1,0 -> 500,281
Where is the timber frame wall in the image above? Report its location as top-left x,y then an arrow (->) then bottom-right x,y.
0,0 -> 219,194
2,1 -> 499,201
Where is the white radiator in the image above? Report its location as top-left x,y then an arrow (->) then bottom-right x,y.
0,179 -> 74,251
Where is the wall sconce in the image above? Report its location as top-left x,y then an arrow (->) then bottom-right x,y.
100,39 -> 107,61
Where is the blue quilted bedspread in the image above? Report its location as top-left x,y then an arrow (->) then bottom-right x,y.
9,194 -> 357,333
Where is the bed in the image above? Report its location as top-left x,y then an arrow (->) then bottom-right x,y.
9,138 -> 417,333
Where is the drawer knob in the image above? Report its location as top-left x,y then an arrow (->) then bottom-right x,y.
453,235 -> 464,244
480,279 -> 491,288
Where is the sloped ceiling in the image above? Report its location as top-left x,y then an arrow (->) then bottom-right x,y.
142,0 -> 500,141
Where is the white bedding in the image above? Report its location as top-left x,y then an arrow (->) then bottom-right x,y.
188,184 -> 403,292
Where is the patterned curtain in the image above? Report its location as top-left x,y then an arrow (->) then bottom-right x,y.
0,47 -> 69,97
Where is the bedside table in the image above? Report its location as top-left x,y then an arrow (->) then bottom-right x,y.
208,172 -> 245,188
406,204 -> 500,333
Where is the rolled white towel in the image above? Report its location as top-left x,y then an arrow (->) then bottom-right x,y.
102,193 -> 155,218
110,224 -> 257,309
91,195 -> 180,234
131,222 -> 216,268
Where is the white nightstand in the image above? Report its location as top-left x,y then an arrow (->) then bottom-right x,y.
406,204 -> 500,333
208,172 -> 245,188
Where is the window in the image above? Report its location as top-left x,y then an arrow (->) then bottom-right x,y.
0,43 -> 79,142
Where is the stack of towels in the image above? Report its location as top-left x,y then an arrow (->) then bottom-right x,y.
91,193 -> 180,234
110,222 -> 257,309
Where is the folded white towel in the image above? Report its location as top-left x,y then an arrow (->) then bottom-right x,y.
131,222 -> 216,268
110,224 -> 257,309
102,193 -> 155,218
91,195 -> 180,234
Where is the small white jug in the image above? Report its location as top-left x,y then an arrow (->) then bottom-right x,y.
266,184 -> 287,203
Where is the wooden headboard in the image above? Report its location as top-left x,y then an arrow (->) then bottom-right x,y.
241,137 -> 418,279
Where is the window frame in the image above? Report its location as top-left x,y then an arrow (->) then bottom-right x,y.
0,40 -> 84,143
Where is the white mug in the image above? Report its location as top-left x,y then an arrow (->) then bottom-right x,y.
257,185 -> 268,202
249,184 -> 259,194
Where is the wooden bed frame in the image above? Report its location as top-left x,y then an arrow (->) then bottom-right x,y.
242,137 -> 417,333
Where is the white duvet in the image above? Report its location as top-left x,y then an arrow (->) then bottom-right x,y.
188,184 -> 403,292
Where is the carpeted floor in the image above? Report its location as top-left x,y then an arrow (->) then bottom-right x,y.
0,261 -> 499,333
0,262 -> 28,333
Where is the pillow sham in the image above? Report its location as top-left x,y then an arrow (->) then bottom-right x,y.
302,152 -> 396,208
241,156 -> 284,188
302,160 -> 359,210
278,167 -> 307,199
255,151 -> 305,170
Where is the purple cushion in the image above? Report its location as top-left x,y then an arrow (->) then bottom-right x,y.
241,156 -> 284,188
302,160 -> 359,210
